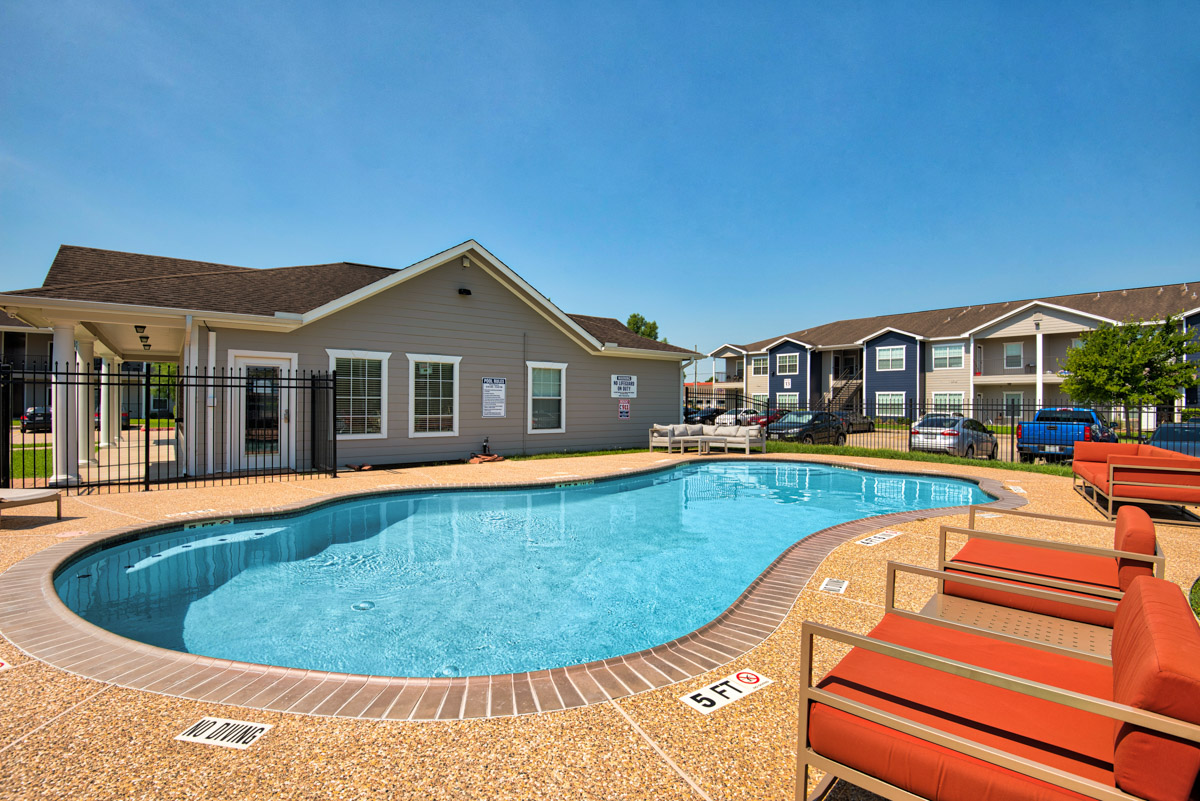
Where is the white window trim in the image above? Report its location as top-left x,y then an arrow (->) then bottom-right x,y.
931,344 -> 964,370
751,356 -> 769,376
876,346 -> 905,372
932,391 -> 965,412
527,360 -> 567,434
776,392 -> 800,409
776,353 -> 799,375
1004,342 -> 1024,369
327,348 -> 391,440
751,393 -> 769,404
407,353 -> 462,438
875,391 -> 906,416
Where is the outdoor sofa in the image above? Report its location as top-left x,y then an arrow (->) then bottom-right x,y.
935,505 -> 1162,628
648,423 -> 766,454
798,573 -> 1200,801
1072,441 -> 1200,527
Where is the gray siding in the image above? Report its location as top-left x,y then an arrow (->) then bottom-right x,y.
201,260 -> 682,467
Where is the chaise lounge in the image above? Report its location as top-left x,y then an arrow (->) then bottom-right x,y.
935,505 -> 1162,627
648,423 -> 766,454
1072,441 -> 1200,527
799,574 -> 1200,801
0,488 -> 62,525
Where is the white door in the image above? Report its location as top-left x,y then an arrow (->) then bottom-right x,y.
230,353 -> 297,471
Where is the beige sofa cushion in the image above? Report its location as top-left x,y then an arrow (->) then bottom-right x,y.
714,425 -> 739,437
687,424 -> 705,436
670,424 -> 690,437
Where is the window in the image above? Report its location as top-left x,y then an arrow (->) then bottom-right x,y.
932,392 -> 964,414
776,353 -> 799,374
751,356 -> 768,376
876,346 -> 905,371
751,393 -> 769,406
1071,338 -> 1083,350
1004,342 -> 1023,369
527,361 -> 566,433
327,349 -> 390,439
876,391 -> 905,417
931,344 -> 964,370
407,353 -> 461,437
1003,391 -> 1024,420
776,392 -> 800,410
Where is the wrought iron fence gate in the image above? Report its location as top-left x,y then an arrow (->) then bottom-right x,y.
0,363 -> 336,493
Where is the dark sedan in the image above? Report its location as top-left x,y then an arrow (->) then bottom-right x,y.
767,411 -> 846,445
1146,423 -> 1200,457
832,411 -> 875,433
20,406 -> 51,433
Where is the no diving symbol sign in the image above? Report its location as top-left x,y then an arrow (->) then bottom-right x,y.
680,669 -> 773,715
176,717 -> 272,750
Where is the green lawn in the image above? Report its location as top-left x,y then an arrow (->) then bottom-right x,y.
129,419 -> 175,428
11,444 -> 51,479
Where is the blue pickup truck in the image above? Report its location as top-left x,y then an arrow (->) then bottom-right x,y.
1016,407 -> 1118,463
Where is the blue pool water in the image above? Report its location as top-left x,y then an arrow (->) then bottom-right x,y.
57,462 -> 991,676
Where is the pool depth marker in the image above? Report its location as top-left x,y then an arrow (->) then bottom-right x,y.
680,670 -> 773,715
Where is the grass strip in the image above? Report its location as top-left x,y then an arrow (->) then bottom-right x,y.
1191,577 -> 1200,618
11,445 -> 52,478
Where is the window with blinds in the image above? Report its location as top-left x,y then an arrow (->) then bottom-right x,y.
531,366 -> 563,430
335,357 -> 383,435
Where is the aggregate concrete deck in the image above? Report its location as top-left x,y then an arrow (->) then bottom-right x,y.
1,451 -> 1196,801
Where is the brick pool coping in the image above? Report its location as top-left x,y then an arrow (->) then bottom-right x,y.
0,457 -> 1023,721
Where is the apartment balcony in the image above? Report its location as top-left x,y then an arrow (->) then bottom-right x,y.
972,357 -> 1068,385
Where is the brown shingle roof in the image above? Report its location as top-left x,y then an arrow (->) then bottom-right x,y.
734,282 -> 1200,352
4,246 -> 696,356
567,314 -> 697,354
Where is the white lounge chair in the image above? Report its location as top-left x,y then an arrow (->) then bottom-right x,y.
0,489 -> 62,524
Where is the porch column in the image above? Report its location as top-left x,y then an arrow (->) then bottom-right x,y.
205,329 -> 216,475
49,324 -> 79,486
76,339 -> 96,465
1035,331 -> 1044,407
99,356 -> 122,447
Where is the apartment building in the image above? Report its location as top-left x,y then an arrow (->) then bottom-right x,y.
711,283 -> 1200,417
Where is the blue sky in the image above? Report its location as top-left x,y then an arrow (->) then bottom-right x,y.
2,1 -> 1197,356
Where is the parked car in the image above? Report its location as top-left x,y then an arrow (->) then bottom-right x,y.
1016,407 -> 1117,463
714,407 -> 761,425
685,407 -> 725,424
750,408 -> 788,426
767,411 -> 846,444
20,406 -> 50,433
832,411 -> 875,433
1144,422 -> 1200,457
910,415 -> 997,458
94,408 -> 132,429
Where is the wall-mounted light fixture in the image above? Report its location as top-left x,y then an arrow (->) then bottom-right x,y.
458,288 -> 472,296
134,325 -> 146,333
462,257 -> 470,268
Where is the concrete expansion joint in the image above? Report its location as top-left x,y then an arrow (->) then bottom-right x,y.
609,699 -> 714,801
0,683 -> 112,755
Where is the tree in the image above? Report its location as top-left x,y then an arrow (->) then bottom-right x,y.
626,312 -> 662,342
1061,315 -> 1200,409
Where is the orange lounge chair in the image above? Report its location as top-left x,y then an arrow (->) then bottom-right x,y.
936,505 -> 1162,627
799,575 -> 1200,801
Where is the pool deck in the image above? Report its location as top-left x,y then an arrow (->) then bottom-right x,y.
1,451 -> 1197,801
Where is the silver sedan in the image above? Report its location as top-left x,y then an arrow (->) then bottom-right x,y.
909,415 -> 997,459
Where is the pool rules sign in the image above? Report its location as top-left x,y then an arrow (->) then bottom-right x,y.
680,669 -> 773,714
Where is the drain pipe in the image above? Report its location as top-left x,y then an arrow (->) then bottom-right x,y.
206,327 -> 215,474
522,331 -> 527,456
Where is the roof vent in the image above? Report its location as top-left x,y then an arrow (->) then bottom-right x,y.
1158,287 -> 1164,294
1184,283 -> 1189,292
1095,293 -> 1101,299
1121,289 -> 1127,296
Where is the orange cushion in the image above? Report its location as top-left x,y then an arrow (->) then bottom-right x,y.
1075,442 -> 1139,464
1074,461 -> 1111,490
1111,577 -> 1200,801
1113,506 -> 1157,591
945,539 -> 1120,627
1137,444 -> 1192,460
808,614 -> 1115,800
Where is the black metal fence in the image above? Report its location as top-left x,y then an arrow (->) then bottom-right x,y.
0,363 -> 336,493
683,385 -> 1199,463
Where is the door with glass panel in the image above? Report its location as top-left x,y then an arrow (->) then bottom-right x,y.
232,354 -> 296,471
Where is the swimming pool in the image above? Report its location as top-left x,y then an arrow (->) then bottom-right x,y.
56,462 -> 992,677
